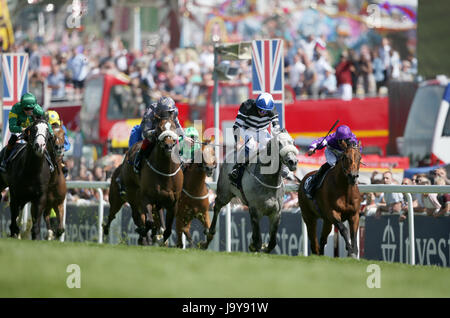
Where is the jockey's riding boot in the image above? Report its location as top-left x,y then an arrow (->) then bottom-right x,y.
133,149 -> 143,174
0,140 -> 15,173
306,162 -> 331,199
116,176 -> 127,200
134,139 -> 155,174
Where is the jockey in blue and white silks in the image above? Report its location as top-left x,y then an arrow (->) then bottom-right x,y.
229,92 -> 294,183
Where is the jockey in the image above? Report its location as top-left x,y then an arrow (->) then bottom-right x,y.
46,110 -> 71,176
229,92 -> 294,183
179,126 -> 201,165
131,96 -> 191,173
304,124 -> 361,199
0,93 -> 53,172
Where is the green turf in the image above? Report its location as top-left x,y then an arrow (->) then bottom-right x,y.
0,239 -> 449,298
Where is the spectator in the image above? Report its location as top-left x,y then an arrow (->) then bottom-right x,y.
303,57 -> 317,97
376,171 -> 404,217
359,51 -> 373,95
318,68 -> 337,97
289,53 -> 305,98
434,167 -> 450,185
372,50 -> 385,94
47,63 -> 66,99
362,192 -> 378,216
418,177 -> 441,216
335,51 -> 354,101
379,37 -> 391,86
67,46 -> 89,100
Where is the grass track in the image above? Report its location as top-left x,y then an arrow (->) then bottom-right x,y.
0,239 -> 449,298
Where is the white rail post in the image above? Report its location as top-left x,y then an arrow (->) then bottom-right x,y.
302,213 -> 308,256
60,197 -> 67,242
226,203 -> 231,252
405,193 -> 415,265
97,188 -> 104,244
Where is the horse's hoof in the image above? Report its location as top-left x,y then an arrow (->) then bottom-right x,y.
46,229 -> 55,241
349,253 -> 358,259
138,237 -> 149,246
102,224 -> 109,236
261,243 -> 271,254
159,240 -> 169,247
56,228 -> 65,238
198,241 -> 208,250
248,244 -> 260,253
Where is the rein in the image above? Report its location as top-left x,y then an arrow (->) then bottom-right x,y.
246,167 -> 284,189
145,158 -> 181,177
182,188 -> 209,200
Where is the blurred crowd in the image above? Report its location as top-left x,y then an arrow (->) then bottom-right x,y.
10,33 -> 418,107
361,168 -> 450,222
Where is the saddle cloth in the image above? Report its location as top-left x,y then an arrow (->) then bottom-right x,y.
303,166 -> 334,194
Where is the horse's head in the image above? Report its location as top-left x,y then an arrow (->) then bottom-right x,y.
276,130 -> 298,172
26,119 -> 52,157
339,139 -> 362,185
200,139 -> 217,177
155,118 -> 178,155
52,124 -> 65,157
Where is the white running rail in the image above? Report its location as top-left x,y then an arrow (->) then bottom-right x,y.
63,181 -> 450,265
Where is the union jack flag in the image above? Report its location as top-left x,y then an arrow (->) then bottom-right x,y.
1,53 -> 29,144
251,39 -> 285,128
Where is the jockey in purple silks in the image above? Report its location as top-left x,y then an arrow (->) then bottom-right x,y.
304,124 -> 361,199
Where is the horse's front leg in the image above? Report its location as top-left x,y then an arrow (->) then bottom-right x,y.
162,202 -> 176,245
248,207 -> 262,252
9,199 -> 21,238
347,213 -> 360,259
43,208 -> 54,240
31,201 -> 44,240
263,210 -> 281,253
201,199 -> 226,250
54,203 -> 65,239
333,219 -> 352,257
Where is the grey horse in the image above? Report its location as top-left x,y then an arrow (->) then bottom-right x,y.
202,130 -> 299,253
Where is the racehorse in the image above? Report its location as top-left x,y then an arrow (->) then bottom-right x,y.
1,119 -> 58,239
298,140 -> 362,258
175,139 -> 216,248
42,125 -> 67,239
203,130 -> 298,253
104,118 -> 183,245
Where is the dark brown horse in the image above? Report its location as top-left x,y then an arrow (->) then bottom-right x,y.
298,140 -> 362,258
104,118 -> 183,245
42,124 -> 67,239
0,119 -> 58,239
175,139 -> 216,248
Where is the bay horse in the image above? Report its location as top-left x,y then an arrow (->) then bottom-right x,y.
204,130 -> 298,253
298,140 -> 362,258
1,119 -> 58,239
175,139 -> 216,248
104,118 -> 183,245
42,124 -> 67,239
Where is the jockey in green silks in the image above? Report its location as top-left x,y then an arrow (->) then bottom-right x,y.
179,126 -> 201,164
0,93 -> 54,172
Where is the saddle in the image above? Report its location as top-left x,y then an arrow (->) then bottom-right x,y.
303,165 -> 334,194
5,143 -> 55,173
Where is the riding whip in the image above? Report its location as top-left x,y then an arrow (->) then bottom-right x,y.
310,119 -> 340,154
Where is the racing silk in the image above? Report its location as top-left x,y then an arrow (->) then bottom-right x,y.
309,131 -> 360,155
8,102 -> 53,135
62,125 -> 71,152
232,99 -> 280,136
140,103 -> 184,138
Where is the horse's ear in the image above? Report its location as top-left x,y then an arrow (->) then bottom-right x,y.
340,139 -> 347,150
358,140 -> 362,149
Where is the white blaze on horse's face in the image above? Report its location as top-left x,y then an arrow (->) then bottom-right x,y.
278,132 -> 299,171
34,122 -> 48,156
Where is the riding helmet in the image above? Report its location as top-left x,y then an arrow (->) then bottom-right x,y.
156,96 -> 176,118
46,110 -> 61,126
21,93 -> 38,110
336,125 -> 352,140
255,93 -> 274,111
